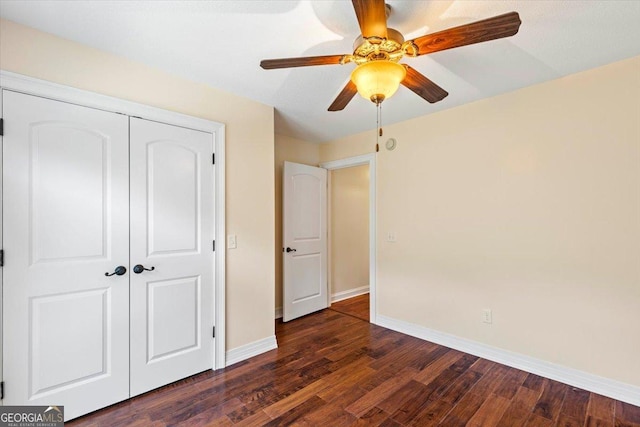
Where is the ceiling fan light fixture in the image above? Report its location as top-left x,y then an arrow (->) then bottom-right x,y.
350,60 -> 406,104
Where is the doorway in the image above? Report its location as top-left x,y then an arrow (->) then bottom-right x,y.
328,164 -> 370,321
321,154 -> 377,324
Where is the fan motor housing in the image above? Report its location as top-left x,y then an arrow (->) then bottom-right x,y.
352,28 -> 405,63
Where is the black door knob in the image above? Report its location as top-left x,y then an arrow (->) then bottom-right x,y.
286,247 -> 297,253
133,264 -> 155,274
105,266 -> 127,276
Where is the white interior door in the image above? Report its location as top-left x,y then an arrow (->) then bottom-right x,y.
129,118 -> 214,396
283,162 -> 327,322
2,90 -> 130,419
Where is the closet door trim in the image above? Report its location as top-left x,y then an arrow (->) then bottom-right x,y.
0,70 -> 227,370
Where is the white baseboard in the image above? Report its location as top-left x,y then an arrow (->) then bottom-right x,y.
225,335 -> 278,367
376,314 -> 640,407
275,307 -> 283,319
331,286 -> 369,303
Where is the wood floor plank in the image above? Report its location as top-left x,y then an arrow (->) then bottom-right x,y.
170,396 -> 244,425
496,385 -> 540,427
389,353 -> 479,425
532,379 -> 569,421
525,413 -> 554,426
262,395 -> 326,427
316,365 -> 375,403
379,418 -> 404,427
352,407 -> 391,426
494,367 -> 529,400
413,348 -> 465,385
587,393 -> 615,427
368,338 -> 427,371
365,332 -> 416,360
389,369 -> 457,425
232,410 -> 273,427
584,416 -> 613,427
466,393 -> 512,427
377,379 -> 430,415
468,364 -> 510,397
262,379 -> 328,419
199,416 -> 234,427
559,387 -> 590,424
324,335 -> 371,362
227,404 -> 259,423
470,357 -> 497,374
344,366 -> 417,417
303,384 -> 366,427
617,400 -> 640,424
329,293 -> 369,321
65,295 -> 636,427
431,368 -> 491,425
523,373 -> 548,392
440,369 -> 483,406
301,401 -> 358,426
555,413 -> 583,427
437,389 -> 486,426
407,398 -> 453,427
356,364 -> 404,392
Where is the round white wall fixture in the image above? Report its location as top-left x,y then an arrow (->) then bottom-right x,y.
385,138 -> 397,151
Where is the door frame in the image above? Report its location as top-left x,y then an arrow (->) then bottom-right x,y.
320,153 -> 377,324
0,70 -> 227,369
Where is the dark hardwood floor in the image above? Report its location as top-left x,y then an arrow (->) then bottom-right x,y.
329,293 -> 369,321
68,301 -> 639,426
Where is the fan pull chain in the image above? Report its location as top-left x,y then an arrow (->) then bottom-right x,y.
374,101 -> 385,152
378,102 -> 383,137
375,101 -> 379,149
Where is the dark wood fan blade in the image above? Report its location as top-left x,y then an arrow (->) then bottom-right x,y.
402,65 -> 448,103
352,0 -> 388,38
260,55 -> 347,70
328,81 -> 358,111
410,12 -> 521,56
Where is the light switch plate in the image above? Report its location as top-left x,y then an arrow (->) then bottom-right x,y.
227,234 -> 237,249
483,309 -> 492,324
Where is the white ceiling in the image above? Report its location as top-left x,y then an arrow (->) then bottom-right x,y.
1,1 -> 639,142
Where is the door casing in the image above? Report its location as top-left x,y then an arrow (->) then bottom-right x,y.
321,154 -> 377,324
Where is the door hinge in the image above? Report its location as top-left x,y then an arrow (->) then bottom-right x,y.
212,240 -> 215,251
212,326 -> 215,338
0,118 -> 4,136
212,153 -> 215,165
0,249 -> 4,267
1,381 -> 4,400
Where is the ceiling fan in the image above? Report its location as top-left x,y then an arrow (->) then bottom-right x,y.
260,0 -> 521,111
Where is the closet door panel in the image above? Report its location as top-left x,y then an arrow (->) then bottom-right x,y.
2,90 -> 130,420
147,141 -> 200,255
129,118 -> 214,397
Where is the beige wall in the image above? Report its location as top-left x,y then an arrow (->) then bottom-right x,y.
274,134 -> 320,312
320,56 -> 640,387
330,165 -> 369,296
0,19 -> 275,351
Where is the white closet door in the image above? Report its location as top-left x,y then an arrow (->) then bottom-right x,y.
2,90 -> 130,420
129,118 -> 214,396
